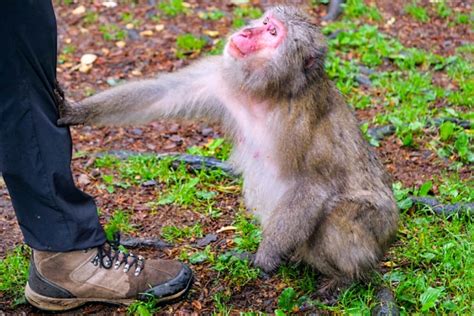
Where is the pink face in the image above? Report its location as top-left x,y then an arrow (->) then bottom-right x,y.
227,15 -> 287,59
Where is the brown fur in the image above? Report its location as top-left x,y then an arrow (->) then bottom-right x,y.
59,6 -> 399,288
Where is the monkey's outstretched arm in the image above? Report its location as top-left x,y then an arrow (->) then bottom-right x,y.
58,57 -> 227,126
254,182 -> 328,272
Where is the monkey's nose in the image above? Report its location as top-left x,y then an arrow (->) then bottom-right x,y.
240,28 -> 253,38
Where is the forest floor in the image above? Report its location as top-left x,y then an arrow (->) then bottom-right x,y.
0,0 -> 472,315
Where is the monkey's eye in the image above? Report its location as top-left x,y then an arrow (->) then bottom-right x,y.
269,27 -> 277,36
263,17 -> 269,25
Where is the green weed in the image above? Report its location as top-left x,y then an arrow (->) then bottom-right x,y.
212,291 -> 233,315
199,9 -> 225,21
342,0 -> 381,21
104,210 -> 135,240
275,287 -> 308,315
158,0 -> 187,17
176,34 -> 207,59
233,214 -> 261,252
405,2 -> 430,22
0,246 -> 30,306
99,23 -> 127,41
214,252 -> 259,287
435,0 -> 452,19
161,224 -> 203,243
187,138 -> 232,161
232,6 -> 263,28
128,295 -> 160,315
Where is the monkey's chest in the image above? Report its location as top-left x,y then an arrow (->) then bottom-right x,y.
233,140 -> 288,226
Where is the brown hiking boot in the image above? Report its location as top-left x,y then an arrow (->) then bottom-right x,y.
25,241 -> 193,311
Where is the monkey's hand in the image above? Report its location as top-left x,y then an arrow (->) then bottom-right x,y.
254,243 -> 282,273
57,101 -> 94,126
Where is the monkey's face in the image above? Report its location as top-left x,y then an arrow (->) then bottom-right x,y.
226,14 -> 287,60
223,6 -> 328,99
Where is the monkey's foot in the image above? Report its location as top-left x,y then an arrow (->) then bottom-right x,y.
315,279 -> 349,306
254,248 -> 281,273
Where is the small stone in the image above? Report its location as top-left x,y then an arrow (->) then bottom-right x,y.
131,128 -> 143,136
90,169 -> 101,177
146,144 -> 156,151
142,180 -> 157,187
169,124 -> 180,133
201,127 -> 213,136
356,74 -> 372,87
127,29 -> 140,41
170,135 -> 183,145
196,234 -> 218,247
163,143 -> 177,150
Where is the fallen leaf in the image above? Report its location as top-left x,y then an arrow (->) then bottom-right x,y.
77,174 -> 91,186
72,5 -> 86,15
102,1 -> 117,8
115,41 -> 126,48
139,30 -> 154,37
216,226 -> 237,233
79,64 -> 93,73
204,30 -> 220,38
192,300 -> 202,310
80,54 -> 97,65
131,69 -> 143,76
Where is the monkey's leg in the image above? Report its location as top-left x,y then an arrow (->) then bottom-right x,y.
303,199 -> 395,285
254,184 -> 328,273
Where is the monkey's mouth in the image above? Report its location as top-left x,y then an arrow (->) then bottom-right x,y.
229,39 -> 246,58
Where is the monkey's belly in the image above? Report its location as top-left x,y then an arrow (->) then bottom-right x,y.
242,168 -> 289,226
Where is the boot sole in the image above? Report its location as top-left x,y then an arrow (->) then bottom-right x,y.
25,275 -> 193,311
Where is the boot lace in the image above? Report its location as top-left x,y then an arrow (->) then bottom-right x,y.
91,232 -> 145,276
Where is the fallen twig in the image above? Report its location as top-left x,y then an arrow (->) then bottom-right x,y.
101,150 -> 236,175
410,196 -> 473,216
371,287 -> 400,316
120,236 -> 172,249
323,0 -> 345,22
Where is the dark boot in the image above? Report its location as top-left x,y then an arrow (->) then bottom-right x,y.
25,242 -> 192,311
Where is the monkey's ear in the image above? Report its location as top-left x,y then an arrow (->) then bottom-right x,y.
304,47 -> 327,71
304,56 -> 317,70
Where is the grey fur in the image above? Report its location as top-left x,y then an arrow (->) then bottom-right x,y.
59,6 -> 398,288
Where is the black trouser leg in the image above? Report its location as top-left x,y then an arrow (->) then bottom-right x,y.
0,1 -> 105,251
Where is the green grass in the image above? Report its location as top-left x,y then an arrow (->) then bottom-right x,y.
86,133 -> 473,314
99,23 -> 128,41
175,34 -> 207,59
158,0 -> 187,17
104,210 -> 135,241
388,210 -> 473,314
405,2 -> 430,22
0,245 -> 30,306
74,7 -> 474,312
232,6 -> 263,28
213,252 -> 260,287
199,9 -> 225,21
161,223 -> 204,243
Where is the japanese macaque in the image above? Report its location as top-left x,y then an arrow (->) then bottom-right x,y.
59,6 -> 398,289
